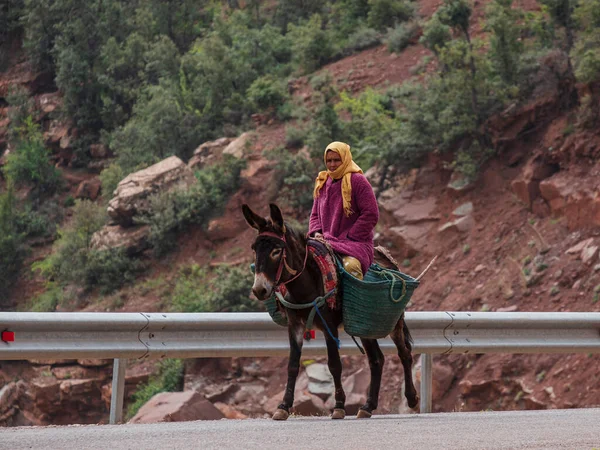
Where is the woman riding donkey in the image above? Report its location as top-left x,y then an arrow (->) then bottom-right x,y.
309,141 -> 379,280
242,140 -> 419,420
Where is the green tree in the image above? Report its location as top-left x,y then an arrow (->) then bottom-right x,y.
3,117 -> 61,197
0,186 -> 25,305
485,0 -> 524,86
367,0 -> 414,31
572,0 -> 600,126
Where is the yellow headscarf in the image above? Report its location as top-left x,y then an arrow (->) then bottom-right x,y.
313,141 -> 363,217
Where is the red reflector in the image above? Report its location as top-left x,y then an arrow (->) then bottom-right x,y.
1,331 -> 15,342
304,330 -> 316,340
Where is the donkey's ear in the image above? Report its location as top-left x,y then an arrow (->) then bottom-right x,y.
242,204 -> 267,231
269,204 -> 285,233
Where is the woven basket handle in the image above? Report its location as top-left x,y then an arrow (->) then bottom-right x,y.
382,270 -> 407,303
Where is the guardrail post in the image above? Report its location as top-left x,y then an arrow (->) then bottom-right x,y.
109,358 -> 127,424
420,353 -> 432,414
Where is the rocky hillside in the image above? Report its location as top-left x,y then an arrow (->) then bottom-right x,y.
2,0 -> 600,426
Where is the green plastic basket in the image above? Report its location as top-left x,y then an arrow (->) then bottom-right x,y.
250,264 -> 288,327
340,263 -> 419,339
265,295 -> 288,327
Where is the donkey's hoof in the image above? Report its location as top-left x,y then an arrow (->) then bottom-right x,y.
408,395 -> 419,410
272,409 -> 290,421
331,408 -> 346,420
356,409 -> 372,419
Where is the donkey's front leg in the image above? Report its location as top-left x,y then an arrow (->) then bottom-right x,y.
357,338 -> 385,418
273,320 -> 305,421
325,329 -> 346,419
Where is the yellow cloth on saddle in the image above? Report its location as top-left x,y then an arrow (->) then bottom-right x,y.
313,141 -> 363,217
342,256 -> 363,280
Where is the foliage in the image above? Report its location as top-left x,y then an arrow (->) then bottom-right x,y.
5,86 -> 36,144
539,0 -> 578,50
288,15 -> 336,74
420,14 -> 452,56
126,359 -> 184,420
485,0 -> 524,86
170,264 -> 259,313
140,157 -> 246,256
84,248 -> 143,295
0,186 -> 26,304
335,88 -> 396,168
247,75 -> 289,112
304,73 -> 343,156
27,283 -> 63,312
386,22 -> 420,54
2,117 -> 61,197
571,0 -> 600,126
31,200 -> 140,295
366,0 -> 414,31
14,199 -> 62,239
99,163 -> 125,204
343,27 -> 381,55
110,82 -> 204,174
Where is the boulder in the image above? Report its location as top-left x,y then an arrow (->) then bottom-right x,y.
438,215 -> 475,234
511,155 -> 558,208
539,172 -> 600,230
452,202 -> 473,217
90,224 -> 150,254
75,178 -> 102,201
128,391 -> 225,424
222,132 -> 253,159
188,137 -> 232,169
213,402 -> 248,419
306,363 -> 334,400
107,156 -> 196,226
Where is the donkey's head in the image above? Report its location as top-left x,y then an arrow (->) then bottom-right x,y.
242,203 -> 289,301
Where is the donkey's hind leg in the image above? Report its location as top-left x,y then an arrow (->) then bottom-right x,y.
390,313 -> 419,409
324,329 -> 346,419
357,338 -> 385,418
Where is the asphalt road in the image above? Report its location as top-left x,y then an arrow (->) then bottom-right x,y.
2,409 -> 599,450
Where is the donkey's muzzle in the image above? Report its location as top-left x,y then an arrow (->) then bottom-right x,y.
252,273 -> 273,301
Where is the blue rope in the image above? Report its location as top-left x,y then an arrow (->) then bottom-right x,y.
312,299 -> 341,349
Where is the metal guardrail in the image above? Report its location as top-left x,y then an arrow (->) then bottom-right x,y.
1,311 -> 600,424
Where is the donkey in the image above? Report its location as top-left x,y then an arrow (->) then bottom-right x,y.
242,203 -> 419,420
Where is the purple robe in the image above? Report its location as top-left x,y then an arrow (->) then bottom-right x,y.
308,173 -> 379,274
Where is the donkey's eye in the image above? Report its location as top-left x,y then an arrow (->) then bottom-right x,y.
270,248 -> 282,259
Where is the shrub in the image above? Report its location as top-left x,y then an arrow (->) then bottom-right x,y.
33,200 -> 106,288
386,22 -> 420,53
343,27 -> 381,54
285,125 -> 307,148
28,283 -> 64,312
141,156 -> 246,256
170,264 -> 259,312
14,199 -> 62,239
367,0 -> 414,31
0,187 -> 25,303
126,359 -> 184,419
84,248 -> 143,295
3,117 -> 61,196
288,15 -> 336,74
247,75 -> 289,112
99,163 -> 125,204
